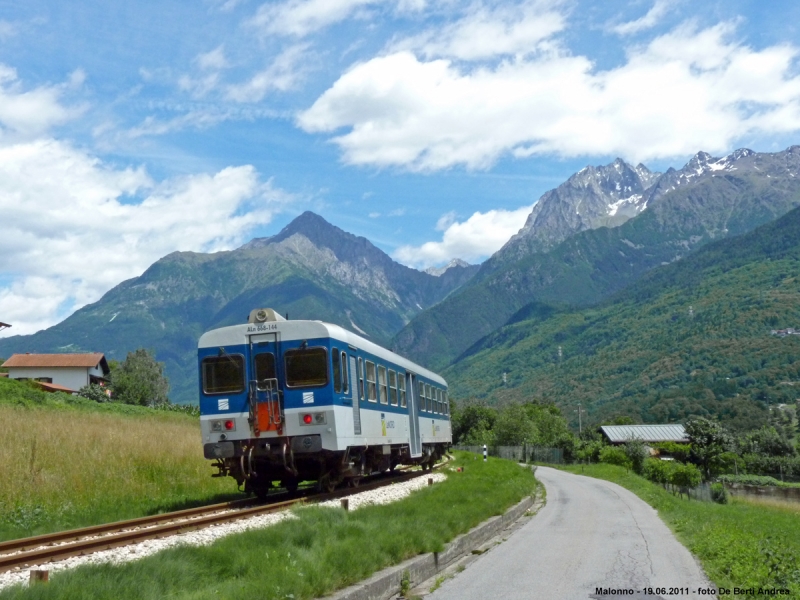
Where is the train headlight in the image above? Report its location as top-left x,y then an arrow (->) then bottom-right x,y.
299,412 -> 326,426
210,419 -> 235,432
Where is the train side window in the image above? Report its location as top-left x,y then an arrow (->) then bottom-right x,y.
437,388 -> 443,413
418,381 -> 425,412
202,355 -> 245,394
388,369 -> 398,406
434,387 -> 439,414
358,358 -> 365,401
341,351 -> 349,394
285,347 -> 328,388
425,383 -> 432,412
398,372 -> 406,408
444,390 -> 449,415
332,347 -> 341,393
366,361 -> 377,402
378,365 -> 388,404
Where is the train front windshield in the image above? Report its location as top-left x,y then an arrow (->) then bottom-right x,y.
284,347 -> 328,387
202,355 -> 245,394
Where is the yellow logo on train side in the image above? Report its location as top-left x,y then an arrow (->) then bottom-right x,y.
381,413 -> 387,436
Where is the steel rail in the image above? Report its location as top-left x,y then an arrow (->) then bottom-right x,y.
0,497 -> 259,556
0,468 -> 437,573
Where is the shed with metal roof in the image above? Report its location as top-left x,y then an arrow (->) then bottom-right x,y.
600,424 -> 688,444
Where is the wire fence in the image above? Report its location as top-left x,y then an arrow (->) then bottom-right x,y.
453,445 -> 564,464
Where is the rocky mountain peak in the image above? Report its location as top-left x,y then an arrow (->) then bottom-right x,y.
424,258 -> 472,277
489,158 -> 662,266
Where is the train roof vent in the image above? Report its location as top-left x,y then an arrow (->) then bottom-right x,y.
247,308 -> 287,324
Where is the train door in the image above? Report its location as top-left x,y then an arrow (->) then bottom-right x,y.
248,333 -> 283,436
350,355 -> 361,435
406,372 -> 422,458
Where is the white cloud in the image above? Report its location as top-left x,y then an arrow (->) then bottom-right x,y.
299,21 -> 800,169
393,205 -> 532,268
0,64 -> 84,138
611,0 -> 674,36
394,0 -> 566,61
0,139 -> 292,336
196,45 -> 229,71
226,44 -> 310,102
249,0 -> 384,38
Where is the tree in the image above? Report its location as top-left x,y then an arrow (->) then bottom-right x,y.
739,426 -> 796,457
623,440 -> 648,475
110,349 -> 170,406
452,404 -> 497,445
685,417 -> 732,480
493,404 -> 536,446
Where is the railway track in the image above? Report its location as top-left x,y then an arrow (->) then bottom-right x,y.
0,468 -> 435,574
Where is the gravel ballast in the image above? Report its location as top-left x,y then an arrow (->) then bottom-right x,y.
0,473 -> 446,592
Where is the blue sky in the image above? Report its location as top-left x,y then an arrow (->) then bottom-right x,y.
2,0 -> 800,336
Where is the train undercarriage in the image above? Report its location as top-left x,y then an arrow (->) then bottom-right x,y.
208,436 -> 448,499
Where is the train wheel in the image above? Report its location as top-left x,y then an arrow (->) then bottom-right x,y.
319,473 -> 337,493
347,477 -> 361,489
282,478 -> 299,494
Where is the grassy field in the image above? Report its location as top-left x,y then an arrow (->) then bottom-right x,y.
0,454 -> 537,600
0,378 -> 238,541
559,464 -> 800,594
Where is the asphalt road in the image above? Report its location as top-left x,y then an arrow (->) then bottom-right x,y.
427,466 -> 713,600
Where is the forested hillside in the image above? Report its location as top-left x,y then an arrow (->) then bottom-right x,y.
445,204 -> 800,430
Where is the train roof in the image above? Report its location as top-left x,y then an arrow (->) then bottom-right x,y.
198,319 -> 447,386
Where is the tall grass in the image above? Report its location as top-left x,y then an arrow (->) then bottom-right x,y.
561,464 -> 800,593
0,455 -> 536,600
0,383 -> 237,540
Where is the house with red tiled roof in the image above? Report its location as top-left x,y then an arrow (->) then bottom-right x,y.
3,353 -> 110,393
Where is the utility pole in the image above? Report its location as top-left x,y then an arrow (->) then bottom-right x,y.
574,403 -> 585,435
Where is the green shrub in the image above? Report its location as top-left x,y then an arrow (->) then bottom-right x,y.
624,440 -> 648,475
576,440 -> 603,463
669,463 -> 702,489
716,474 -> 800,488
652,442 -> 691,463
77,384 -> 111,403
643,458 -> 671,485
710,482 -> 729,504
599,446 -> 632,469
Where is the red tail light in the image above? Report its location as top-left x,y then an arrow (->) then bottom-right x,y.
303,414 -> 313,424
224,420 -> 234,430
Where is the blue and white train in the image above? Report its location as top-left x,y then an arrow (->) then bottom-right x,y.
199,308 -> 451,496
